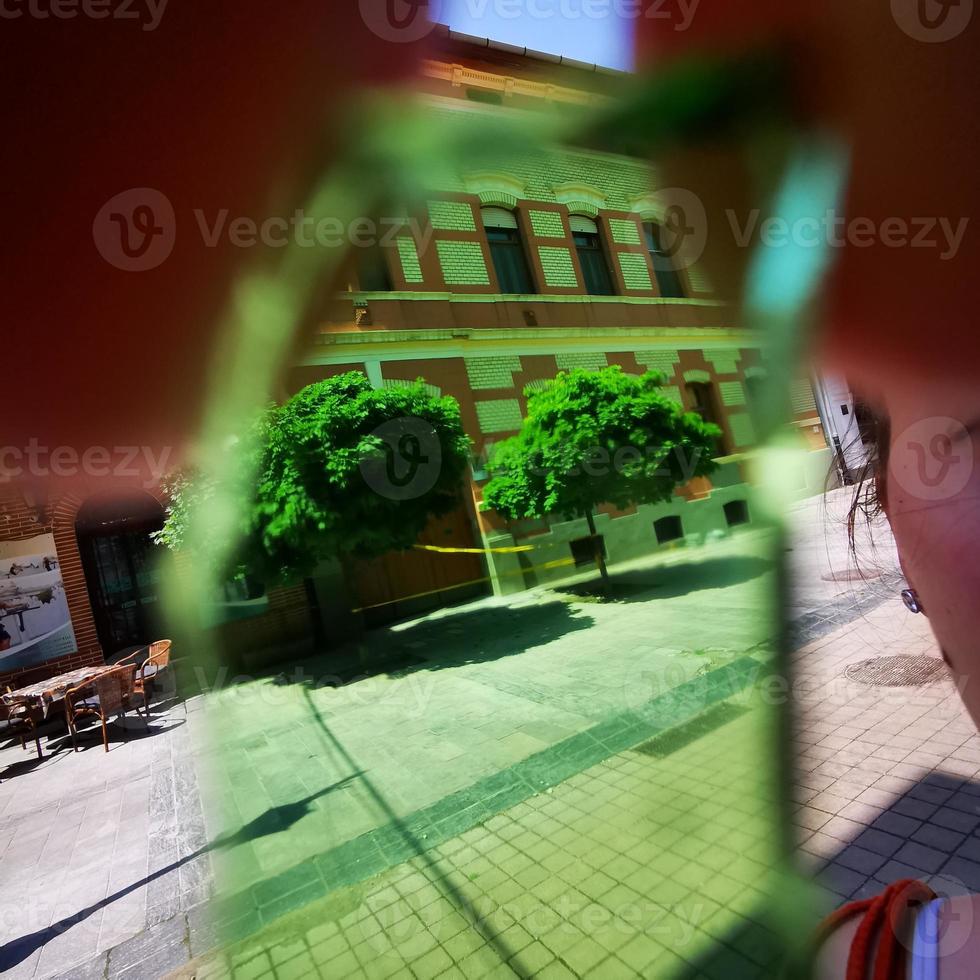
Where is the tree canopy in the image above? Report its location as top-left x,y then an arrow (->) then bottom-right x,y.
483,366 -> 720,522
155,373 -> 471,586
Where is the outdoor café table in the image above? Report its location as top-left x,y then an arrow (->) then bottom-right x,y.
2,665 -> 115,718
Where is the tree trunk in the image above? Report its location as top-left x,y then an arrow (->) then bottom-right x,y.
584,510 -> 610,594
303,576 -> 327,651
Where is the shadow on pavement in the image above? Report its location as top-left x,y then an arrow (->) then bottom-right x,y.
1,712 -> 187,777
0,777 -> 361,972
676,772 -> 980,978
190,553 -> 766,696
240,595 -> 598,689
556,554 -> 773,604
813,771 -> 980,901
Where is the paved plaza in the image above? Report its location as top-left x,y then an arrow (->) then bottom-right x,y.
195,530 -> 774,902
2,490 -> 979,977
0,693 -> 214,979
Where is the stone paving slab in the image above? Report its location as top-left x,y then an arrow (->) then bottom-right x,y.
174,697 -> 790,980
790,597 -> 980,904
194,533 -> 775,900
7,489 -> 971,978
172,489 -> 974,977
0,695 -> 212,980
1,528 -> 777,980
194,655 -> 767,944
781,492 -> 980,904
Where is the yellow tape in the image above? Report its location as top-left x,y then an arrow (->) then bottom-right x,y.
351,556 -> 576,613
413,543 -> 534,555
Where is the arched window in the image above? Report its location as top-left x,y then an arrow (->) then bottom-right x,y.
481,207 -> 534,294
643,221 -> 685,298
570,216 -> 614,295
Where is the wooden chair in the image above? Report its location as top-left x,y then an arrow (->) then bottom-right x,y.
65,665 -> 140,753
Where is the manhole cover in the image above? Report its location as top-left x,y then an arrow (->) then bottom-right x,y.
844,656 -> 948,687
821,568 -> 882,582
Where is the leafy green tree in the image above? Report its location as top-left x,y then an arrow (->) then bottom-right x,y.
483,366 -> 720,590
151,402 -> 274,575
156,373 -> 471,586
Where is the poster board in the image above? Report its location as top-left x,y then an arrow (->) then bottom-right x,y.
0,533 -> 76,671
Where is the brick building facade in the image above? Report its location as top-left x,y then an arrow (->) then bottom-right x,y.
0,33 -> 832,681
0,483 -> 157,688
291,33 -> 831,619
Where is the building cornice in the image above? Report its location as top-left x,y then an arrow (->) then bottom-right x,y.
302,326 -> 759,365
422,58 -> 612,109
336,291 -> 727,306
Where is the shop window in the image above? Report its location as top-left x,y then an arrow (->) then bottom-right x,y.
571,216 -> 614,296
643,221 -> 685,298
654,515 -> 684,544
723,500 -> 750,527
570,534 -> 606,568
482,207 -> 535,294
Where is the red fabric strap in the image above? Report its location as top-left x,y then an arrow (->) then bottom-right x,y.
816,878 -> 937,980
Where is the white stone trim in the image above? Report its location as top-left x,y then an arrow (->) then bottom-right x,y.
464,171 -> 529,208
553,182 -> 607,216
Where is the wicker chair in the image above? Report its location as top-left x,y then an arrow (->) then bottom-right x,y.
118,639 -> 172,707
65,665 -> 140,753
0,698 -> 42,758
